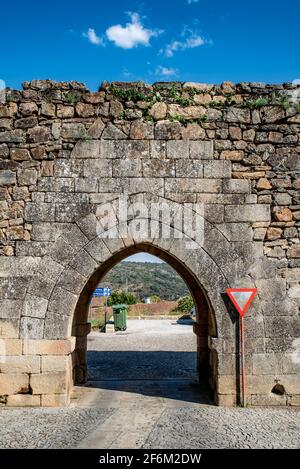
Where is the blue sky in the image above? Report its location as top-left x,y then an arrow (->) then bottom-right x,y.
1,0 -> 299,91
124,253 -> 164,263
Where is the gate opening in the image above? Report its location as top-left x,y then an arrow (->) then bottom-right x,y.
72,243 -> 218,403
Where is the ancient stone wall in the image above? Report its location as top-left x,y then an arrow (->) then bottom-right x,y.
0,79 -> 299,407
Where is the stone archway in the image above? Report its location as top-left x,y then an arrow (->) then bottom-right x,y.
38,196 -> 239,406
2,79 -> 299,408
72,242 -> 217,398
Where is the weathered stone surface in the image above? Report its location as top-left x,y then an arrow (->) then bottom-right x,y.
101,140 -> 149,159
30,371 -> 69,394
222,179 -> 250,194
257,178 -> 272,190
102,122 -> 127,139
274,208 -> 293,222
0,143 -> 9,158
226,107 -> 251,123
17,168 -> 37,185
225,204 -> 270,222
168,104 -> 206,120
221,150 -> 244,161
31,145 -> 46,160
203,160 -> 231,179
261,106 -> 285,123
41,355 -> 69,373
23,338 -> 75,355
266,227 -> 282,240
0,118 -> 12,130
47,286 -> 77,316
15,116 -> 38,129
57,105 -> 74,118
0,130 -> 24,143
25,203 -> 55,222
87,118 -> 105,138
0,355 -> 40,373
75,177 -> 98,192
41,161 -> 54,177
20,317 -> 44,339
287,245 -> 300,258
41,102 -> 56,117
167,140 -> 189,159
181,123 -> 205,140
190,141 -> 214,159
155,120 -> 182,140
83,159 -> 112,178
41,394 -> 69,406
0,373 -> 29,394
22,295 -> 48,319
6,394 -> 41,406
0,338 -> 22,355
56,267 -> 86,294
61,123 -> 86,139
143,159 -> 175,178
150,102 -> 167,120
175,160 -> 202,178
27,126 -> 50,143
109,100 -> 124,118
0,170 -> 16,186
75,102 -> 95,117
113,159 -> 142,177
10,148 -> 31,161
165,178 -> 221,194
72,140 -> 100,158
19,102 -> 38,116
130,120 -> 154,139
0,299 -> 23,318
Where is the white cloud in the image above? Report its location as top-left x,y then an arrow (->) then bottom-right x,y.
106,12 -> 162,49
155,66 -> 178,77
163,32 -> 206,57
83,28 -> 103,45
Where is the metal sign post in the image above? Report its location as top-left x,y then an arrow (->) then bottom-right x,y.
226,288 -> 257,407
104,295 -> 108,333
240,315 -> 246,407
92,287 -> 111,333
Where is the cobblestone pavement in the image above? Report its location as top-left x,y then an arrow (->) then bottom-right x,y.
0,408 -> 113,449
0,320 -> 299,449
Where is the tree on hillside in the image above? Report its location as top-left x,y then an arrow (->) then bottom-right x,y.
175,295 -> 194,314
150,295 -> 161,303
103,261 -> 190,300
107,290 -> 138,306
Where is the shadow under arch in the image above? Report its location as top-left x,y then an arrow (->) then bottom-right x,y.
72,242 -> 219,403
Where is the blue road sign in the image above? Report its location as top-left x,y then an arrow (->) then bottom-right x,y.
93,287 -> 111,297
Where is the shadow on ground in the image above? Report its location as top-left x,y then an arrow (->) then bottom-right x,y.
85,350 -> 213,404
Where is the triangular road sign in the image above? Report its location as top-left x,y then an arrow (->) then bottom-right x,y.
226,288 -> 257,317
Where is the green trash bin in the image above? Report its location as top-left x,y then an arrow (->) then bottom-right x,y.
113,304 -> 127,331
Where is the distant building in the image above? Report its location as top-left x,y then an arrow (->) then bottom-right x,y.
144,297 -> 151,304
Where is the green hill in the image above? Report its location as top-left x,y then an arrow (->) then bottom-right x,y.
103,261 -> 190,301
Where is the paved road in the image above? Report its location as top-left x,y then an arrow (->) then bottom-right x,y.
0,319 -> 299,449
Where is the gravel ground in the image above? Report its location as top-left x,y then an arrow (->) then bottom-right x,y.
144,407 -> 300,449
0,408 -> 113,449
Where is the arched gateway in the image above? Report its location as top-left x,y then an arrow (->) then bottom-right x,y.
0,79 -> 299,407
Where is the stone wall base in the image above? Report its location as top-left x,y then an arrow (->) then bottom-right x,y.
0,337 -> 75,407
1,337 -> 299,408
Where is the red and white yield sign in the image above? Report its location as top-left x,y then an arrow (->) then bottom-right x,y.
226,288 -> 257,407
226,288 -> 257,317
